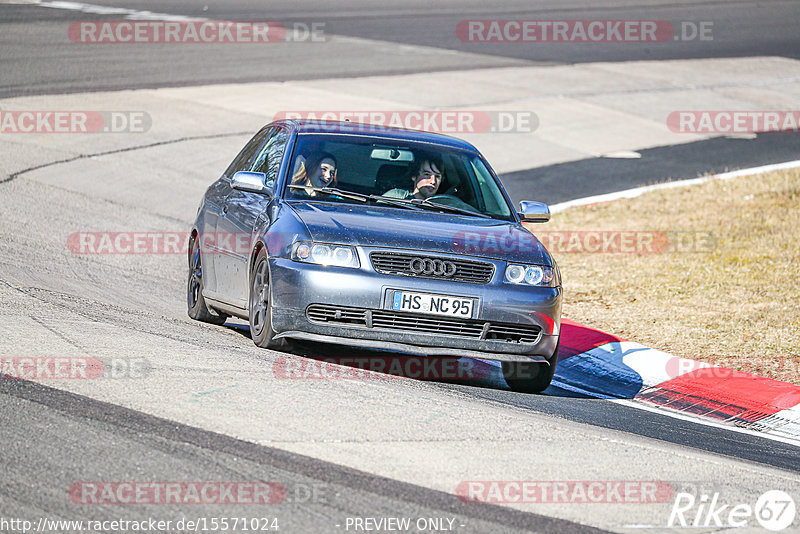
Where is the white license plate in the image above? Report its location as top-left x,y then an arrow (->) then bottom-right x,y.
391,290 -> 476,318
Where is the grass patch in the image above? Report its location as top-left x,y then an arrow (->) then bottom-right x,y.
527,167 -> 800,384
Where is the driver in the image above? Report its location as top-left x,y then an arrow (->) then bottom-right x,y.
383,153 -> 443,200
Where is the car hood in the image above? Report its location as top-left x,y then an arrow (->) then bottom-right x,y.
288,201 -> 551,264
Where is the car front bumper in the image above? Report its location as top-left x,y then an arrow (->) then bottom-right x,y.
268,254 -> 561,363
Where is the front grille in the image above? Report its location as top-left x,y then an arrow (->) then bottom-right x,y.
371,310 -> 485,338
306,304 -> 541,344
370,252 -> 494,284
306,305 -> 366,325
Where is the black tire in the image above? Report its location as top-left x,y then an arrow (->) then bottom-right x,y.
502,349 -> 558,394
248,249 -> 290,350
187,237 -> 228,325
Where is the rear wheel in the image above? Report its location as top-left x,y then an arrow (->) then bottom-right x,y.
502,349 -> 558,394
249,249 -> 290,350
187,237 -> 228,325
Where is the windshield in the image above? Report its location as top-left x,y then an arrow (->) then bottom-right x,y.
283,134 -> 514,220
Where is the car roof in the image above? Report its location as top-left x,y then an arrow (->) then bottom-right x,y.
275,119 -> 480,152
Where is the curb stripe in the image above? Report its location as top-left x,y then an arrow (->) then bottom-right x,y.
555,320 -> 800,443
557,319 -> 623,360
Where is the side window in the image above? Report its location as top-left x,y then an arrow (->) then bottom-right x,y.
250,127 -> 289,190
224,127 -> 272,178
471,159 -> 503,214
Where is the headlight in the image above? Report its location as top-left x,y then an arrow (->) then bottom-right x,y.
504,264 -> 558,287
292,242 -> 360,268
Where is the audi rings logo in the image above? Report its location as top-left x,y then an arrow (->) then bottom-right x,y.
409,258 -> 457,277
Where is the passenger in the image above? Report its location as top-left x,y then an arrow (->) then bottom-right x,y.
292,152 -> 337,195
383,153 -> 443,200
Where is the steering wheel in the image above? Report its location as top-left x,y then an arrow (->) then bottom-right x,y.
426,194 -> 459,202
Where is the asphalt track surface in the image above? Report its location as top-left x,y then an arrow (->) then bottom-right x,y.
1,379 -> 601,534
502,132 -> 800,205
2,0 -> 800,96
2,1 -> 800,532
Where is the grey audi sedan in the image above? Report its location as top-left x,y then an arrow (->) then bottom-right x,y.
188,120 -> 562,392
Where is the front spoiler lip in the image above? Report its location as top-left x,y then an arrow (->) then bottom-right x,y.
276,330 -> 552,364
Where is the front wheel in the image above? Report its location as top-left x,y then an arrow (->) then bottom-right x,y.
502,350 -> 558,394
187,237 -> 228,325
249,249 -> 290,350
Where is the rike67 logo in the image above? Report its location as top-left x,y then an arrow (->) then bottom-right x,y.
669,489 -> 796,531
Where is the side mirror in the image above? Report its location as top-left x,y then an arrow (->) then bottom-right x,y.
518,201 -> 550,223
231,171 -> 271,195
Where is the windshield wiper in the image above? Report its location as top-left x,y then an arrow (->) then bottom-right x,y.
365,195 -> 425,211
287,185 -> 370,203
367,194 -> 490,218
287,185 -> 490,218
288,185 -> 425,212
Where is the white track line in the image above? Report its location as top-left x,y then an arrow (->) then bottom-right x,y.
33,1 -> 472,56
37,1 -> 202,21
550,159 -> 800,213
